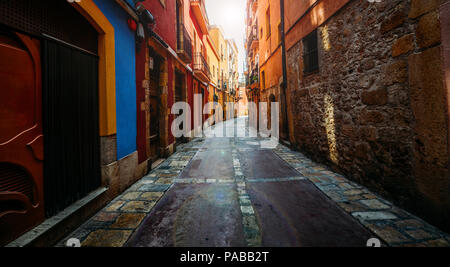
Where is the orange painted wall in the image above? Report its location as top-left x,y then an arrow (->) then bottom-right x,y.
258,0 -> 282,91
284,0 -> 350,51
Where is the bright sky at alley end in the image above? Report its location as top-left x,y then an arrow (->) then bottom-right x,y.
205,0 -> 246,75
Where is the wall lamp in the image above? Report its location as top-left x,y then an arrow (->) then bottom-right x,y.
136,4 -> 154,24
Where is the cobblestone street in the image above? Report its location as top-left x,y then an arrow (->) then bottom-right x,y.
58,117 -> 450,247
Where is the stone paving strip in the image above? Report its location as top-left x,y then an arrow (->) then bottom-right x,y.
56,139 -> 204,247
231,146 -> 261,247
273,145 -> 450,247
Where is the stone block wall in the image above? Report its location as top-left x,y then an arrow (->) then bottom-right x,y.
286,0 -> 450,231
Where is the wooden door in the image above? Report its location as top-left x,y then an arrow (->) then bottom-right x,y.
0,31 -> 45,245
148,53 -> 161,162
175,72 -> 184,145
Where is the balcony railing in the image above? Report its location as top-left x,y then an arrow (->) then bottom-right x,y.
247,25 -> 259,51
194,52 -> 211,81
177,23 -> 192,63
247,65 -> 259,87
190,0 -> 209,33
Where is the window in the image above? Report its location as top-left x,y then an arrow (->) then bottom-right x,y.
176,0 -> 182,50
278,22 -> 282,44
265,7 -> 271,39
261,71 -> 266,90
303,29 -> 319,74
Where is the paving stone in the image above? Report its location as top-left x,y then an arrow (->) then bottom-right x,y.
360,199 -> 390,210
423,238 -> 450,247
395,219 -> 425,229
138,184 -> 171,192
362,193 -> 377,200
140,192 -> 164,201
82,230 -> 132,247
83,220 -> 111,230
346,194 -> 366,201
120,201 -> 156,213
121,192 -> 142,200
105,201 -> 126,212
240,205 -> 255,214
110,213 -> 146,229
352,211 -> 397,221
405,229 -> 435,240
309,177 -> 321,183
343,189 -> 364,195
338,183 -> 355,190
326,191 -> 347,202
338,201 -> 367,213
366,224 -> 410,244
93,212 -> 120,222
158,173 -> 178,178
155,178 -> 173,185
139,180 -> 155,185
316,184 -> 340,192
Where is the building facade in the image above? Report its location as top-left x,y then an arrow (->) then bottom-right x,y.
245,0 -> 260,114
282,0 -> 450,232
0,0 -> 142,245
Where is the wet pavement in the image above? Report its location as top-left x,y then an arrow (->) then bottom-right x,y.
57,117 -> 450,247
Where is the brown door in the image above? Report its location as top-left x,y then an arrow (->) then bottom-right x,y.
0,31 -> 45,245
175,72 -> 184,145
148,53 -> 161,162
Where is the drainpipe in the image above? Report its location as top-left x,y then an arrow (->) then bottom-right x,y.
280,0 -> 290,143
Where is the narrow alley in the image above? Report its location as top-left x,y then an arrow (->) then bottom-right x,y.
2,0 -> 450,250
56,117 -> 449,247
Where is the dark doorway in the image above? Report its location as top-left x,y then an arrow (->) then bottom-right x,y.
268,94 -> 276,132
175,71 -> 186,145
148,49 -> 162,162
42,37 -> 101,217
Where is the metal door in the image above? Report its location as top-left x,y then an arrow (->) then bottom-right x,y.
42,38 -> 101,217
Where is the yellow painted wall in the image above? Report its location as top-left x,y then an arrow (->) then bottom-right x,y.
72,0 -> 117,136
206,36 -> 220,87
209,26 -> 228,89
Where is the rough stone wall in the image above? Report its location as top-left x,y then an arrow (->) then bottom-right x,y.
287,0 -> 450,231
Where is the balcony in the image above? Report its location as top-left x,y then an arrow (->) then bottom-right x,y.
247,65 -> 259,88
251,0 -> 258,13
190,0 -> 209,34
247,25 -> 259,51
177,24 -> 193,63
193,52 -> 211,82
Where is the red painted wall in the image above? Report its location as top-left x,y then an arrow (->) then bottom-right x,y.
167,57 -> 175,144
141,0 -> 177,50
188,73 -> 194,133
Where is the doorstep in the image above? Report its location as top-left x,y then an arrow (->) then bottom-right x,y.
151,158 -> 166,170
6,187 -> 108,247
